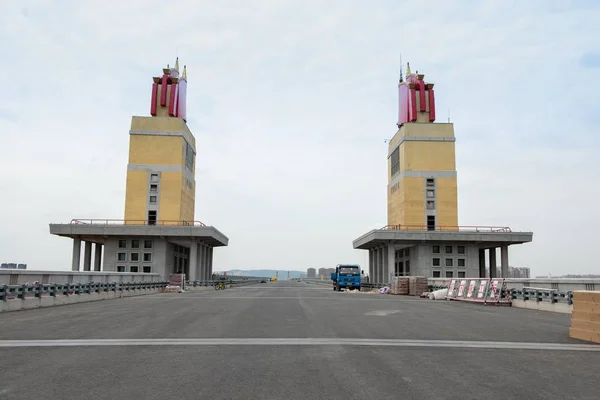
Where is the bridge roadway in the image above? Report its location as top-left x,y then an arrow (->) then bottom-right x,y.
0,281 -> 598,399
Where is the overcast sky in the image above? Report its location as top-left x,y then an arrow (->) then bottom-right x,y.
1,0 -> 599,276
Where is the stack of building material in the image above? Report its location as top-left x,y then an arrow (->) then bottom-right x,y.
569,291 -> 600,343
389,277 -> 410,295
398,277 -> 409,295
408,276 -> 428,296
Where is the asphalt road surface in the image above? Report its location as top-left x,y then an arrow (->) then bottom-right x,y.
0,281 -> 599,400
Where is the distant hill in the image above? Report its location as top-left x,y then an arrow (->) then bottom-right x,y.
221,269 -> 306,279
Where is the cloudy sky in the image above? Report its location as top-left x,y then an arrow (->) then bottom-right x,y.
0,0 -> 598,276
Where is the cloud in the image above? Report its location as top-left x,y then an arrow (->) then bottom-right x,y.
0,0 -> 599,276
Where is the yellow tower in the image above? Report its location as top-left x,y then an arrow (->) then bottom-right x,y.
387,63 -> 458,230
124,60 -> 196,225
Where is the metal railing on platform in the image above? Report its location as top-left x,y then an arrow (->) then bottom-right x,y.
69,219 -> 207,227
381,224 -> 512,233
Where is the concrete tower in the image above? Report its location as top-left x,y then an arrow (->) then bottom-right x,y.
387,63 -> 458,230
50,59 -> 229,280
124,59 -> 196,225
353,62 -> 532,283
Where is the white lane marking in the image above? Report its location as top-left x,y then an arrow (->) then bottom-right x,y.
365,310 -> 402,316
0,338 -> 598,351
127,296 -> 424,301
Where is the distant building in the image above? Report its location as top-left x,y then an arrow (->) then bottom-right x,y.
0,263 -> 27,269
306,268 -> 316,278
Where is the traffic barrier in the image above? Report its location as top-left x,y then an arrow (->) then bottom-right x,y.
569,291 -> 600,343
446,278 -> 511,305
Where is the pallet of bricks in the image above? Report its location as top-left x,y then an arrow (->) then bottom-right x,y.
569,290 -> 600,343
408,276 -> 428,296
390,277 -> 409,295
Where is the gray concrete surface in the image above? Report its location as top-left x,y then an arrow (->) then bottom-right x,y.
0,281 -> 598,400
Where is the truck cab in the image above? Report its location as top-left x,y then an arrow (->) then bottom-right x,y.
330,264 -> 362,291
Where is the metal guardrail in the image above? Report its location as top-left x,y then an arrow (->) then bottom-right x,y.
0,281 -> 168,301
0,279 -> 264,301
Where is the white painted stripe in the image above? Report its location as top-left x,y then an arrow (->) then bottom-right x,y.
130,296 -> 424,301
0,338 -> 597,351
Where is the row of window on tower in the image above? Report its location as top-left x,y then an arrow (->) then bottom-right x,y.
148,173 -> 160,225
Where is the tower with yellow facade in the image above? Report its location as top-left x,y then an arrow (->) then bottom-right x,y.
353,62 -> 532,284
387,62 -> 458,230
50,59 -> 229,281
124,60 -> 196,225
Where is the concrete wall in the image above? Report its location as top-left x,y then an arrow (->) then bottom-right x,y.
0,270 -> 162,285
103,237 -> 169,278
405,244 -> 478,279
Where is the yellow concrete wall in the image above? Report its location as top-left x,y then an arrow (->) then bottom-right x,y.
125,116 -> 197,224
124,171 -> 149,222
401,142 -> 456,172
130,116 -> 196,149
128,135 -> 184,166
570,291 -> 600,343
386,122 -> 458,229
158,171 -> 184,222
436,177 -> 458,227
180,178 -> 195,222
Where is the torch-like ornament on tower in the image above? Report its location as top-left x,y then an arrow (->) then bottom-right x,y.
397,62 -> 436,126
149,60 -> 188,122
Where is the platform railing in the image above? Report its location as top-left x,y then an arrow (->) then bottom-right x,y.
69,219 -> 207,227
381,225 -> 512,233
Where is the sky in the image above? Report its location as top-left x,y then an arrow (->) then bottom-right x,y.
0,0 -> 599,277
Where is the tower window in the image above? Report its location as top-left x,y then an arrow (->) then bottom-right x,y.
390,147 -> 400,176
426,189 -> 435,198
426,201 -> 435,210
150,173 -> 159,182
148,210 -> 157,225
426,178 -> 435,187
149,195 -> 157,204
427,215 -> 435,231
150,184 -> 158,192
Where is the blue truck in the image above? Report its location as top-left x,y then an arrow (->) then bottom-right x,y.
330,264 -> 362,291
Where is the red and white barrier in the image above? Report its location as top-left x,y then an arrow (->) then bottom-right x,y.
446,278 -> 511,305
